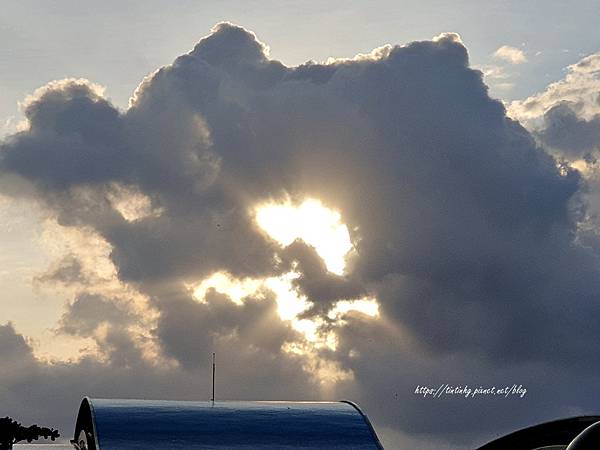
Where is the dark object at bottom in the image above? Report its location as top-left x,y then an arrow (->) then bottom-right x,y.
477,416 -> 600,450
566,420 -> 600,450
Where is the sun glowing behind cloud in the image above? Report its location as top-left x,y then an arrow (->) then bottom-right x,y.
191,269 -> 380,354
328,298 -> 380,320
192,272 -> 264,306
254,198 -> 354,275
190,198 -> 379,382
263,271 -> 311,320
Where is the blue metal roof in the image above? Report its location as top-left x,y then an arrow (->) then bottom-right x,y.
73,398 -> 383,449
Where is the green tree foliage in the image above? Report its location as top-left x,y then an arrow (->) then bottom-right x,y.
0,416 -> 60,449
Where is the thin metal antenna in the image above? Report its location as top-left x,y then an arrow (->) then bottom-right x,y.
211,352 -> 215,404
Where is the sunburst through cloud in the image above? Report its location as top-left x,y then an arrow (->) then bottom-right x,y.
190,197 -> 380,359
255,198 -> 354,275
3,14 -> 600,449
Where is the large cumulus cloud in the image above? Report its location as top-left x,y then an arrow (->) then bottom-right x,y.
2,22 -> 600,448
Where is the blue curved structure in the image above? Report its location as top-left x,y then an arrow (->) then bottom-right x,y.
72,398 -> 383,449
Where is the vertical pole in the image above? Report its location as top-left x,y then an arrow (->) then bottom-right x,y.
211,352 -> 215,404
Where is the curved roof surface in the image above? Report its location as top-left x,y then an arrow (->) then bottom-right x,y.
74,398 -> 383,449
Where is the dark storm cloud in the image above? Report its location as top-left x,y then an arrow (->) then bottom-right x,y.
332,314 -> 600,447
537,102 -> 600,159
1,81 -> 128,189
2,22 -> 600,447
280,240 -> 367,317
104,210 -> 277,283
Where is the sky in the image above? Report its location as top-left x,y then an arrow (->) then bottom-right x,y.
2,1 -> 600,449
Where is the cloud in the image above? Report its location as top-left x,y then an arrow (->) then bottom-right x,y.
509,53 -> 600,126
475,64 -> 516,93
507,52 -> 600,166
35,253 -> 86,286
493,45 -> 527,64
280,240 -> 366,318
508,51 -> 600,269
537,102 -> 600,159
58,293 -> 135,337
2,22 -> 600,448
